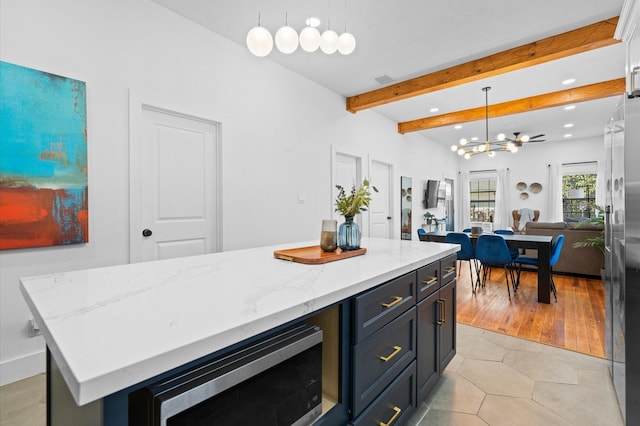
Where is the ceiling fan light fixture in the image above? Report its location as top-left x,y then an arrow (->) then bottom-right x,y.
487,151 -> 496,157
457,148 -> 465,156
520,134 -> 530,143
497,133 -> 506,141
464,153 -> 471,159
511,146 -> 519,153
459,138 -> 468,145
451,145 -> 458,151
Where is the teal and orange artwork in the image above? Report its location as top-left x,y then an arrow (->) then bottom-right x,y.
0,61 -> 88,249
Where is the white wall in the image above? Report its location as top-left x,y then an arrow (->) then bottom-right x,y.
457,135 -> 606,226
0,0 -> 456,385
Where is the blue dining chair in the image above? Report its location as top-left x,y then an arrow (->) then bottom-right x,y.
494,229 -> 520,260
417,228 -> 426,239
445,232 -> 480,292
463,228 -> 471,233
475,234 -> 517,299
515,234 -> 564,301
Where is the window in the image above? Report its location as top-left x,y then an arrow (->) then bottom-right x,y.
469,178 -> 496,223
562,173 -> 597,221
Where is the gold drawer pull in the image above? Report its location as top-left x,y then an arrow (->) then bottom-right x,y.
379,345 -> 402,362
422,277 -> 437,285
379,406 -> 402,426
381,296 -> 403,308
445,266 -> 456,273
437,300 -> 445,325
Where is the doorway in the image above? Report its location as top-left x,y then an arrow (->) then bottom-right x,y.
129,100 -> 221,263
369,160 -> 393,238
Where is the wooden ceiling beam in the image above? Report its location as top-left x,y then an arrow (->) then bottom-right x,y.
346,16 -> 620,113
397,78 -> 626,134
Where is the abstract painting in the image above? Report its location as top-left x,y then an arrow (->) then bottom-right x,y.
0,61 -> 88,250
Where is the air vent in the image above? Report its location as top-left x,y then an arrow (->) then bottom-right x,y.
374,75 -> 394,85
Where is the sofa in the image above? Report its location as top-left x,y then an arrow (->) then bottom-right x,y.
523,221 -> 604,277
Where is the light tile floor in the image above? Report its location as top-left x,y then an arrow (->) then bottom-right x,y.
409,324 -> 625,426
0,324 -> 625,426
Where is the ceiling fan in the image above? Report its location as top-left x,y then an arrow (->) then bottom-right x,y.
505,132 -> 546,146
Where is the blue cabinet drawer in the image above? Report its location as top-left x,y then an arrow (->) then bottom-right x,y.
352,307 -> 416,416
441,254 -> 457,285
351,361 -> 417,426
416,260 -> 439,301
353,271 -> 416,343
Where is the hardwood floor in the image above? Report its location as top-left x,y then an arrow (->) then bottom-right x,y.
456,263 -> 607,358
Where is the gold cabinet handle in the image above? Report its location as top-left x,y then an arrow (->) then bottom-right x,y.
437,300 -> 445,325
381,296 -> 403,308
422,277 -> 437,285
445,266 -> 456,273
379,406 -> 402,426
379,345 -> 402,362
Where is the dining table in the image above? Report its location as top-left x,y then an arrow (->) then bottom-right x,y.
422,231 -> 554,304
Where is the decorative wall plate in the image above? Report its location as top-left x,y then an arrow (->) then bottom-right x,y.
529,183 -> 542,193
516,182 -> 527,191
520,192 -> 529,200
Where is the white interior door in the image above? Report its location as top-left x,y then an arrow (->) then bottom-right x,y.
333,152 -> 360,221
369,160 -> 392,238
130,103 -> 220,262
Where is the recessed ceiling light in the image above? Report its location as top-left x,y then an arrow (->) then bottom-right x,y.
564,105 -> 576,110
305,17 -> 321,27
564,123 -> 574,128
564,133 -> 573,138
430,107 -> 439,113
562,78 -> 576,85
471,137 -> 478,141
454,125 -> 462,130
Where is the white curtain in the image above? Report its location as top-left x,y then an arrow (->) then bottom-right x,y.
595,159 -> 606,209
494,168 -> 510,230
459,172 -> 470,231
548,163 -> 563,222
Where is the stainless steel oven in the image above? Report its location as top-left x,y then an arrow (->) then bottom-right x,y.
129,324 -> 323,426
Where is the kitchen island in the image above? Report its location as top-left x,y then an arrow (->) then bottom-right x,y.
20,237 -> 459,425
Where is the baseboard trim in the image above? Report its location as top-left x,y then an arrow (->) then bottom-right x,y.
0,350 -> 46,386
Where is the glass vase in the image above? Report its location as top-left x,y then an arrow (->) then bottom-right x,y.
320,219 -> 338,252
338,216 -> 361,251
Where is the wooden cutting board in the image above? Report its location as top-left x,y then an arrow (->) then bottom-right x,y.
273,245 -> 367,264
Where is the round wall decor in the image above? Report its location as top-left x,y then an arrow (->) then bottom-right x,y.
520,192 -> 529,200
516,182 -> 527,191
529,182 -> 542,193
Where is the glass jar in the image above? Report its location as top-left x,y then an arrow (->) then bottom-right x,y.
320,219 -> 338,252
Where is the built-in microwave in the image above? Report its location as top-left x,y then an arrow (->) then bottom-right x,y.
129,324 -> 323,426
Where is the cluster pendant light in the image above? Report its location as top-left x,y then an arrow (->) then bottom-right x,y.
451,87 -> 520,160
246,12 -> 356,57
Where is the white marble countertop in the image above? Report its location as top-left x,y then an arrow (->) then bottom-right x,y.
20,237 -> 458,406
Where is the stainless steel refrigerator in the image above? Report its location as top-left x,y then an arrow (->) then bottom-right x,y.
604,91 -> 640,424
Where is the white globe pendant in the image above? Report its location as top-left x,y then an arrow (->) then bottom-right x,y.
320,29 -> 339,54
275,25 -> 299,54
337,32 -> 356,55
246,26 -> 273,57
299,26 -> 321,52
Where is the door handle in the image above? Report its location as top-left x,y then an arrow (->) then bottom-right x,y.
142,229 -> 152,237
387,216 -> 392,220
